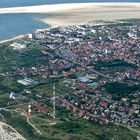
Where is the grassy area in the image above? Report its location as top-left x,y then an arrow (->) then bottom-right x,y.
0,75 -> 24,92
0,105 -> 137,140
0,109 -> 58,140
132,126 -> 140,131
103,82 -> 140,100
95,59 -> 137,71
0,41 -> 49,72
30,76 -> 71,97
0,92 -> 9,107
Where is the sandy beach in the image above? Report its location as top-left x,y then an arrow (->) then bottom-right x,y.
0,35 -> 25,44
0,3 -> 140,27
0,3 -> 140,43
39,3 -> 140,27
0,3 -> 140,14
0,121 -> 25,140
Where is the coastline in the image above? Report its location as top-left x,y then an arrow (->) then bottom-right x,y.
0,27 -> 52,45
0,2 -> 140,44
38,3 -> 140,27
0,35 -> 25,45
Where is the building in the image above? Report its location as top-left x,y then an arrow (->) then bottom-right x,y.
17,77 -> 38,86
10,42 -> 27,51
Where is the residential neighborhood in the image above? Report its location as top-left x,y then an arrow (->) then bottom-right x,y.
0,21 -> 140,140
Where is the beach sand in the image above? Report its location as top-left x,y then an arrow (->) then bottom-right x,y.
0,3 -> 140,27
0,35 -> 25,44
0,3 -> 140,43
39,3 -> 140,27
0,121 -> 25,140
0,3 -> 140,14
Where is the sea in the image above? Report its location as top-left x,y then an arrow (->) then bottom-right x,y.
0,0 -> 140,41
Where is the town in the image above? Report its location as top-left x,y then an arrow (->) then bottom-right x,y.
0,20 -> 140,140
32,22 -> 140,126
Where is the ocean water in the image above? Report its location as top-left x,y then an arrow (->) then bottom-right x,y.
0,0 -> 139,41
0,0 -> 140,8
0,13 -> 49,40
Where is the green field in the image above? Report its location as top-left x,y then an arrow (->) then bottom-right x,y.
0,109 -> 137,140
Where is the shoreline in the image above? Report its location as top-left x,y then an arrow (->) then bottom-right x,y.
0,18 -> 137,45
0,20 -> 120,44
0,27 -> 52,45
0,35 -> 25,45
0,2 -> 140,44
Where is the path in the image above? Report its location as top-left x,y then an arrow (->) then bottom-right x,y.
27,116 -> 42,135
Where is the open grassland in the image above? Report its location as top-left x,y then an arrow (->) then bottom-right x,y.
0,109 -> 137,140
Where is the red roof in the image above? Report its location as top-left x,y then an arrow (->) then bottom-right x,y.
73,107 -> 78,113
99,102 -> 108,107
64,71 -> 75,77
131,99 -> 139,103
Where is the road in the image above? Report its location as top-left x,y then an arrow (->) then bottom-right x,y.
27,116 -> 42,135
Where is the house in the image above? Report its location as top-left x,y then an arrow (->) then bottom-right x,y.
24,89 -> 32,94
79,110 -> 86,117
121,98 -> 128,102
63,71 -> 75,77
9,92 -> 26,100
99,102 -> 108,108
43,73 -> 49,79
73,107 -> 78,113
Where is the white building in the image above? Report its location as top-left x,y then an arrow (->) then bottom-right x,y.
10,42 -> 27,51
17,77 -> 38,86
28,33 -> 33,39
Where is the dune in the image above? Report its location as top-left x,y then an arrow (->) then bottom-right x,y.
0,121 -> 25,140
